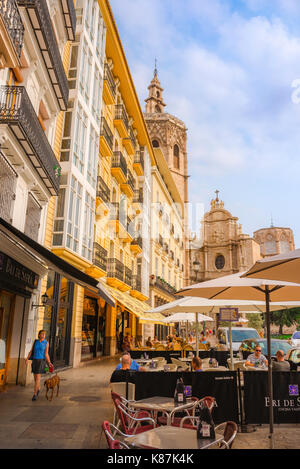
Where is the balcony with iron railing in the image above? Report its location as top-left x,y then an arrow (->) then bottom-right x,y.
0,0 -> 24,67
155,276 -> 178,296
61,0 -> 76,41
131,236 -> 143,254
111,151 -> 127,184
100,116 -> 113,156
103,63 -> 116,104
120,167 -> 135,197
170,250 -> 175,261
0,86 -> 60,195
158,234 -> 164,247
96,176 -> 110,205
133,188 -> 144,205
124,266 -> 132,287
133,148 -> 144,176
109,202 -> 126,228
131,274 -> 142,293
17,0 -> 69,110
114,104 -> 129,138
93,242 -> 107,273
107,258 -> 124,283
123,126 -> 136,155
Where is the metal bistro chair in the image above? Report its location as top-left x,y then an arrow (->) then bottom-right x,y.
171,357 -> 190,371
214,421 -> 238,449
178,396 -> 216,429
111,391 -> 151,429
101,420 -> 130,449
114,397 -> 156,435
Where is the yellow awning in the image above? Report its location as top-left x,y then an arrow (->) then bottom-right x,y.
100,281 -> 167,325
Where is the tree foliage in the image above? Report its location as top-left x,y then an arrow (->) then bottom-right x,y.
270,308 -> 300,334
246,313 -> 264,332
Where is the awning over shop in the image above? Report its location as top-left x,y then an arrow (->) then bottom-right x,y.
100,281 -> 168,325
0,217 -> 115,307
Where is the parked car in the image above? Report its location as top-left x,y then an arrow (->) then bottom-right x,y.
217,327 -> 260,352
285,347 -> 300,371
239,338 -> 293,360
289,331 -> 300,347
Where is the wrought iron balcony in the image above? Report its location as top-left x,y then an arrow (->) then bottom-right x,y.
155,276 -> 177,295
61,0 -> 76,41
131,237 -> 143,250
124,266 -> 132,287
158,234 -> 163,247
0,0 -> 24,60
176,259 -> 180,268
112,152 -> 127,179
93,243 -> 107,272
107,258 -> 124,283
133,148 -> 144,175
17,0 -> 69,110
104,63 -> 116,99
129,127 -> 137,149
0,86 -> 60,195
100,116 -> 113,152
109,202 -> 126,228
127,169 -> 135,192
97,175 -> 110,204
170,250 -> 174,261
170,224 -> 175,235
133,188 -> 143,204
132,275 -> 142,292
163,243 -> 169,254
114,104 -> 129,132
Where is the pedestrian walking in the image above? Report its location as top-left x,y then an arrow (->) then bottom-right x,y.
26,330 -> 52,401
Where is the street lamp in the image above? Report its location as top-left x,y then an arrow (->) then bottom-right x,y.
193,261 -> 200,282
32,292 -> 49,308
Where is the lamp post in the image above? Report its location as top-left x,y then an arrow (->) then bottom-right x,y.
193,261 -> 200,356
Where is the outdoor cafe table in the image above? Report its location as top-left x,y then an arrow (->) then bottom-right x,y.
130,396 -> 195,425
124,425 -> 223,449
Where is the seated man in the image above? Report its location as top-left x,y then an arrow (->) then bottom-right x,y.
192,356 -> 203,372
272,350 -> 290,371
245,345 -> 268,368
115,353 -> 146,371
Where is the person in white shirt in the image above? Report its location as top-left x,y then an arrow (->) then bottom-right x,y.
245,345 -> 268,368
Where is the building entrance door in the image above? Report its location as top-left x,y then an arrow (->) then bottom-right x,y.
0,291 -> 14,386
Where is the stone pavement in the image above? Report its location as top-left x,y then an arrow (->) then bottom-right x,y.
1,355 -> 300,450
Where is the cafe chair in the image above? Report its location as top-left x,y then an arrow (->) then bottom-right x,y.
171,357 -> 189,371
214,421 -> 238,449
172,342 -> 182,351
114,397 -> 156,435
178,396 -> 216,429
157,397 -> 199,427
101,421 -> 130,449
111,391 -> 151,429
154,344 -> 167,351
183,345 -> 194,351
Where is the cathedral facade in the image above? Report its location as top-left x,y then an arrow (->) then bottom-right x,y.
188,194 -> 261,284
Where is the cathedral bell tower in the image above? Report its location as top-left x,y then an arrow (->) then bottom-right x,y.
144,64 -> 190,285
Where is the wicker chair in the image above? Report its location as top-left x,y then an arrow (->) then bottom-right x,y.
154,344 -> 167,351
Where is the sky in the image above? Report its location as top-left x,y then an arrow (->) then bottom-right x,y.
109,0 -> 300,247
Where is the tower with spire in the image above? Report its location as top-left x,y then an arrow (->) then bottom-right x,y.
144,63 -> 190,285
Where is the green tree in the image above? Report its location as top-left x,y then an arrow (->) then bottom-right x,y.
246,313 -> 264,332
270,308 -> 300,334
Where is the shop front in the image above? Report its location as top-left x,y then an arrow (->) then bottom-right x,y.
81,295 -> 107,360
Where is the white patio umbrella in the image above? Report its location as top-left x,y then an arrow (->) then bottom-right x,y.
242,248 -> 300,283
161,312 -> 214,323
176,271 -> 300,449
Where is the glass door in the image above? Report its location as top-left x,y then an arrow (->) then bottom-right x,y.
0,291 -> 14,386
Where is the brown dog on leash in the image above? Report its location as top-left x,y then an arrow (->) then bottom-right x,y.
44,373 -> 60,401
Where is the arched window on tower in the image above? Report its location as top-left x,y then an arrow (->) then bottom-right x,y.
156,91 -> 160,98
152,140 -> 160,148
173,144 -> 180,169
155,105 -> 161,113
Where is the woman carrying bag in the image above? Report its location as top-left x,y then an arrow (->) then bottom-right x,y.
26,330 -> 53,401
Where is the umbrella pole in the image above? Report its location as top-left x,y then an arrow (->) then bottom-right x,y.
229,321 -> 234,371
266,286 -> 274,449
196,313 -> 199,358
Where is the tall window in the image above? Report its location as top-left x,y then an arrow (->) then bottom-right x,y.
73,104 -> 87,173
87,126 -> 99,187
173,144 -> 180,169
92,66 -> 102,124
67,176 -> 82,253
82,192 -> 95,260
79,39 -> 92,104
52,174 -> 68,246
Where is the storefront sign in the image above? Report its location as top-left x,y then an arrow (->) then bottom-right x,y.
219,307 -> 239,322
244,371 -> 300,424
0,252 -> 39,290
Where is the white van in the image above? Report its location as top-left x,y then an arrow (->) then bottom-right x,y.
217,327 -> 260,352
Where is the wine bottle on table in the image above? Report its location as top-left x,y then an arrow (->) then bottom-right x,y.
197,405 -> 215,440
174,378 -> 186,405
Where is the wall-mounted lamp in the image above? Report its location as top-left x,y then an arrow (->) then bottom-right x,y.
32,292 -> 49,308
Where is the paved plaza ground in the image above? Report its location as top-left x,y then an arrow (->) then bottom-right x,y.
0,356 -> 300,450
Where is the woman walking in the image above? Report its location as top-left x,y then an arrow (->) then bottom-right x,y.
26,330 -> 52,401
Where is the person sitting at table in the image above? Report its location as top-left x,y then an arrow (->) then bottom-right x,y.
272,350 -> 290,371
200,332 -> 207,345
188,334 -> 194,345
245,345 -> 268,368
166,336 -> 174,350
152,336 -> 159,344
115,353 -> 146,371
192,356 -> 203,372
146,337 -> 153,347
122,333 -> 132,352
